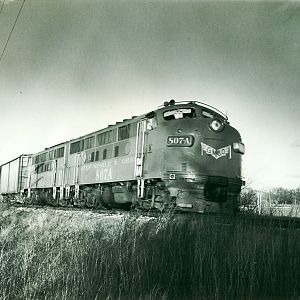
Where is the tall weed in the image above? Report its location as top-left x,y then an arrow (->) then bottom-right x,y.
0,207 -> 299,300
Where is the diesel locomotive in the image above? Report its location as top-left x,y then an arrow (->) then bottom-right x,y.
0,100 -> 245,213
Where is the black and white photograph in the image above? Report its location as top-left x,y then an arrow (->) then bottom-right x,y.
0,1 -> 299,299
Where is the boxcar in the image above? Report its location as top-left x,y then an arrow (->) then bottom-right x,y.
0,155 -> 31,201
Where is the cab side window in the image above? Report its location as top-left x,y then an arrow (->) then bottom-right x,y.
147,116 -> 158,130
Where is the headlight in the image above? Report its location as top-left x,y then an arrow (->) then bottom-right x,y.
232,142 -> 245,154
209,118 -> 224,132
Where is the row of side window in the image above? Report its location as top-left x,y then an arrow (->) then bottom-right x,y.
35,162 -> 52,174
34,147 -> 64,164
70,123 -> 137,155
34,145 -> 124,172
33,123 -> 138,164
86,146 -> 121,163
87,150 -> 105,162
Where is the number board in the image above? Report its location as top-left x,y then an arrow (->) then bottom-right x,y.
167,135 -> 194,147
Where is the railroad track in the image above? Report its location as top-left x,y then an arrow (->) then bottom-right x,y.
3,201 -> 300,229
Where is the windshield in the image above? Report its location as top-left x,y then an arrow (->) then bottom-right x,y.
202,108 -> 226,120
163,108 -> 196,120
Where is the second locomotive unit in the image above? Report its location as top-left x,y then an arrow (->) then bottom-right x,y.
0,100 -> 245,213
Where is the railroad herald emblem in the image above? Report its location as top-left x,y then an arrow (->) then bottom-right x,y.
201,142 -> 231,159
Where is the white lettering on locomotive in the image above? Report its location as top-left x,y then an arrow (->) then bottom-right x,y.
201,142 -> 231,159
121,156 -> 135,165
167,136 -> 192,145
96,167 -> 113,181
98,161 -> 112,168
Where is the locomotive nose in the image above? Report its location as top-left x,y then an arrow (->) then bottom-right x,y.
162,113 -> 243,214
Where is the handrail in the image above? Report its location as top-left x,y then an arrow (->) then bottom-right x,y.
158,100 -> 228,120
134,119 -> 147,198
134,121 -> 141,178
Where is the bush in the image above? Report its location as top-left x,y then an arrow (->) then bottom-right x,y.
240,186 -> 257,207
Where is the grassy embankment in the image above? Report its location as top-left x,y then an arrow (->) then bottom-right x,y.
0,204 -> 299,300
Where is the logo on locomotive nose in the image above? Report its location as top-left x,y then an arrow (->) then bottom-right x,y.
201,142 -> 231,159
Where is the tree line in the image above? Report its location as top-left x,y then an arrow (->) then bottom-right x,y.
240,186 -> 300,206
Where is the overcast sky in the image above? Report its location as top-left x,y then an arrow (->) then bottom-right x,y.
0,0 -> 299,189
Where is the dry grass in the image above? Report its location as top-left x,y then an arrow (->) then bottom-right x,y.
0,204 -> 299,300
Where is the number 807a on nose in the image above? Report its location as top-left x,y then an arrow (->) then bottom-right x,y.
167,135 -> 194,147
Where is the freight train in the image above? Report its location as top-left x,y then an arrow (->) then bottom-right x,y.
0,100 -> 245,213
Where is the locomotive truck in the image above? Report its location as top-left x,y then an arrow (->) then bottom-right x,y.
0,100 -> 245,213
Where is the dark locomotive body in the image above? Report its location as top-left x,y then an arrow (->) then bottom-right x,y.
0,100 -> 245,213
